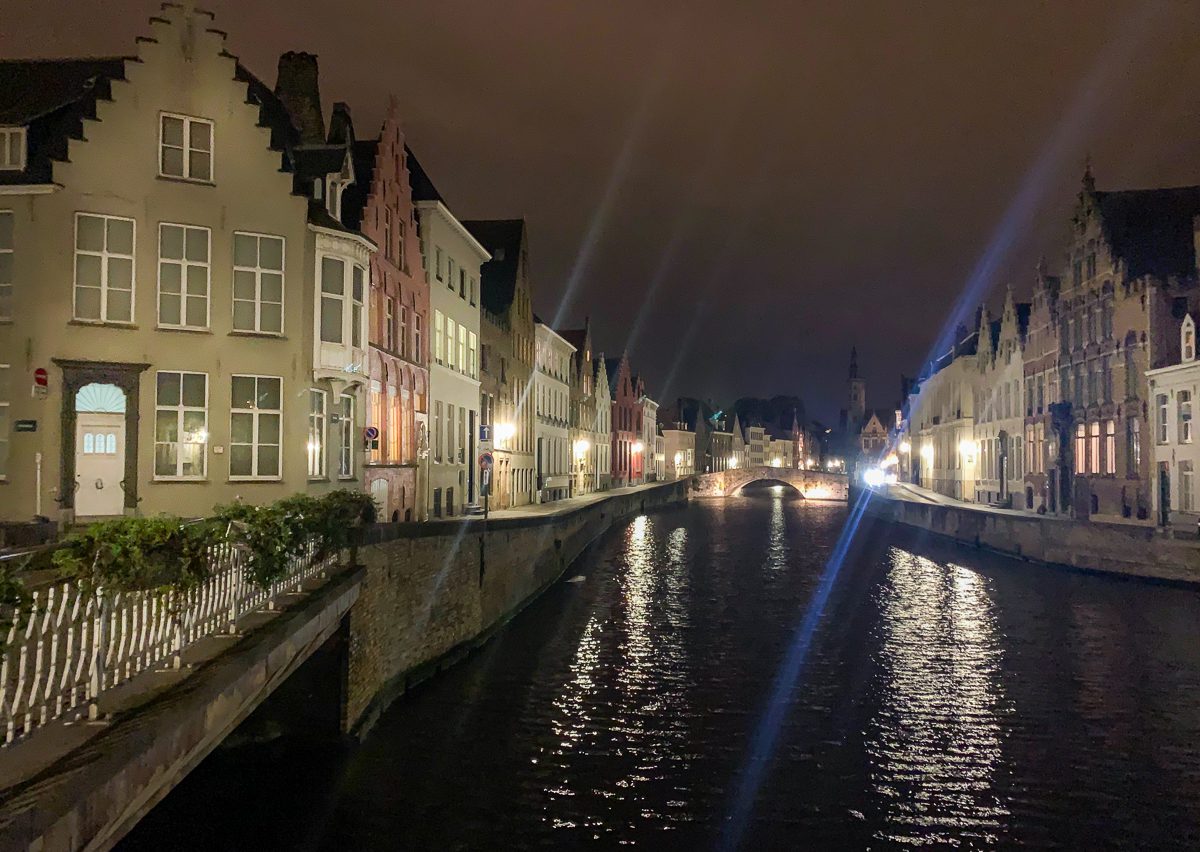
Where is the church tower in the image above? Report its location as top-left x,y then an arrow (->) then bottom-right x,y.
847,347 -> 866,431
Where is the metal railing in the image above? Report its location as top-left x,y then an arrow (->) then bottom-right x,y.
0,536 -> 334,747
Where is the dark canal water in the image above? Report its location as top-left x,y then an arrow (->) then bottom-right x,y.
121,486 -> 1200,850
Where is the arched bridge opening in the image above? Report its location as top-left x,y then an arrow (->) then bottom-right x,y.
691,466 -> 849,501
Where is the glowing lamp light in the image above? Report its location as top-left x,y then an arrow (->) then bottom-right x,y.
573,439 -> 590,457
495,422 -> 516,442
959,439 -> 978,459
728,456 -> 739,468
771,457 -> 782,467
920,444 -> 934,461
632,441 -> 645,454
862,467 -> 886,487
899,440 -> 911,454
195,429 -> 209,444
806,485 -> 832,499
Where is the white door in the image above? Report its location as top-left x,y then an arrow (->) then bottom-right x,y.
76,413 -> 125,517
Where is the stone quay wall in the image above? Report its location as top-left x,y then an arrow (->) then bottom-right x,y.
345,480 -> 688,737
870,490 -> 1200,584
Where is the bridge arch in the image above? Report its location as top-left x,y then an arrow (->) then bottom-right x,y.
691,466 -> 849,501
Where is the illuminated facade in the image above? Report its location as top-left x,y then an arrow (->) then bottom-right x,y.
0,8 -> 370,522
534,321 -> 574,502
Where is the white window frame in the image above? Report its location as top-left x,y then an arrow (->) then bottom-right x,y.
154,370 -> 209,480
1180,389 -> 1193,445
157,222 -> 211,330
0,210 -> 12,321
308,388 -> 327,479
446,317 -> 457,370
338,392 -> 355,478
74,212 -> 135,324
229,374 -> 283,481
1158,394 -> 1170,444
318,254 -> 367,347
232,231 -> 285,335
0,128 -> 26,171
385,296 -> 396,351
158,112 -> 213,182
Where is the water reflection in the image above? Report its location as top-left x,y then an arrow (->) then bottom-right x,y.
868,547 -> 1009,846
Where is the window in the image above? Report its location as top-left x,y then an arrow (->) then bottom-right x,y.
230,375 -> 281,479
308,389 -> 327,478
1074,423 -> 1086,473
447,403 -> 456,463
154,371 -> 208,479
158,223 -> 210,329
0,364 -> 9,478
0,211 -> 11,320
352,266 -> 364,348
232,232 -> 284,333
458,324 -> 466,375
1128,418 -> 1142,473
1158,394 -> 1170,444
1180,390 -> 1193,444
319,257 -> 366,346
385,297 -> 396,351
0,127 -> 26,171
1089,421 -> 1100,476
469,276 -> 476,306
1184,318 -> 1196,363
159,113 -> 212,181
446,318 -> 457,370
434,401 -> 443,463
383,207 -> 394,263
338,393 -> 355,477
447,257 -> 456,290
458,406 -> 466,464
414,312 -> 422,362
1182,461 -> 1195,512
387,386 -> 399,461
74,213 -> 134,323
459,267 -> 465,298
435,246 -> 444,281
1104,419 -> 1116,475
468,331 -> 478,379
398,219 -> 407,271
434,310 -> 445,365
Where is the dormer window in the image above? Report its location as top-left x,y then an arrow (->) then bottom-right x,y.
0,127 -> 26,171
1184,316 -> 1196,363
159,114 -> 212,182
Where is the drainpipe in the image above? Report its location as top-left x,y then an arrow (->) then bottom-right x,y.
35,452 -> 42,518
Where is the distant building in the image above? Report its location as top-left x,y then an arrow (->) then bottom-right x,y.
592,356 -> 613,491
606,354 -> 643,486
414,156 -> 488,517
1148,310 -> 1200,529
534,320 -> 574,502
639,387 -> 659,483
662,425 -> 695,480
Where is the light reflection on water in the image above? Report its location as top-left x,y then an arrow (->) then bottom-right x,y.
868,548 -> 1009,846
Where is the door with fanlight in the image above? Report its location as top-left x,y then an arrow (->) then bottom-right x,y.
74,383 -> 127,517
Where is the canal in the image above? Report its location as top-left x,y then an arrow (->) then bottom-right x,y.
121,485 -> 1200,849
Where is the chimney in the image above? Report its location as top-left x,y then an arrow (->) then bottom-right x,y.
275,52 -> 326,145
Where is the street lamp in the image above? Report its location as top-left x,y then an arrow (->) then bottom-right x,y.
632,441 -> 644,454
899,440 -> 911,454
573,438 -> 590,458
920,444 -> 934,461
495,422 -> 516,443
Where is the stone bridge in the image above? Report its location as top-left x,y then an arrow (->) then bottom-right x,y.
691,466 -> 849,500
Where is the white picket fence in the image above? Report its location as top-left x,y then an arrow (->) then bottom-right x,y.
0,536 -> 334,747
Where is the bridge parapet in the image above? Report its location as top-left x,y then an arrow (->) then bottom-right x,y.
691,467 -> 848,500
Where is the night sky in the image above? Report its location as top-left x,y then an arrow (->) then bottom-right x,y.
6,0 -> 1200,421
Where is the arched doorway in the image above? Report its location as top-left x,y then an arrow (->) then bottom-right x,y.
74,383 -> 126,517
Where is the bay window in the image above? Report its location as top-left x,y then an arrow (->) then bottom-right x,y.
319,255 -> 366,347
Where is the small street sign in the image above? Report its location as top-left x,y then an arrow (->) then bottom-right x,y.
14,420 -> 37,432
479,451 -> 494,470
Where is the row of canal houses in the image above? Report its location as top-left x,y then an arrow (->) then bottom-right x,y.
893,165 -> 1200,534
0,3 -> 674,527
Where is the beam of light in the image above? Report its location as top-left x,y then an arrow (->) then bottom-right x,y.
548,35 -> 678,332
720,487 -> 874,850
918,0 -> 1166,376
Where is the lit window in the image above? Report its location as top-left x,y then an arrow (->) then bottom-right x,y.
1182,461 -> 1195,512
1074,423 -> 1087,474
1184,318 -> 1196,363
160,113 -> 213,181
158,223 -> 210,329
1089,421 -> 1100,475
1158,394 -> 1170,444
74,213 -> 134,323
232,232 -> 284,334
155,371 -> 208,479
1180,390 -> 1193,444
385,297 -> 396,351
457,324 -> 466,374
338,392 -> 355,477
1104,419 -> 1116,475
308,389 -> 327,478
446,318 -> 457,369
0,211 -> 11,320
434,310 -> 444,365
468,331 -> 478,379
0,127 -> 26,171
229,375 -> 282,479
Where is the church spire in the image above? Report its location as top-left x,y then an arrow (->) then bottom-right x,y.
849,346 -> 859,379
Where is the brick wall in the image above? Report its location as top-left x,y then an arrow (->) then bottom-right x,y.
344,481 -> 687,737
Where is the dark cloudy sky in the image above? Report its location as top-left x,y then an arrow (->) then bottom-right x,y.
6,1 -> 1200,421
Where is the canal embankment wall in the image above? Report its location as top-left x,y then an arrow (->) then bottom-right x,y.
345,480 -> 688,738
869,489 -> 1200,584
